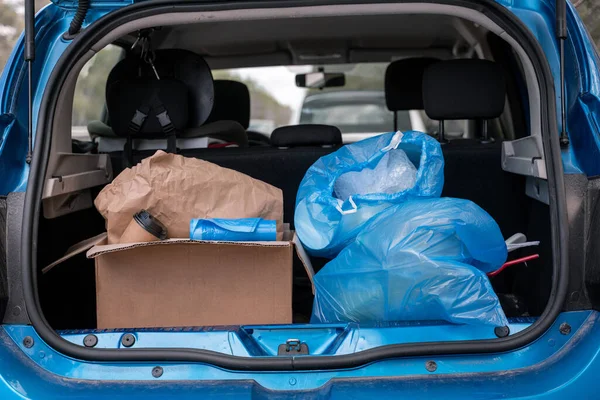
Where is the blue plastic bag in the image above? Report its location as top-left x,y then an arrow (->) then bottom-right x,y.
295,131 -> 444,258
190,218 -> 277,241
311,198 -> 508,326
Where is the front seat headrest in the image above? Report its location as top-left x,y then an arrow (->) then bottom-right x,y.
271,124 -> 342,148
107,49 -> 214,128
422,59 -> 506,120
205,80 -> 250,129
385,57 -> 439,111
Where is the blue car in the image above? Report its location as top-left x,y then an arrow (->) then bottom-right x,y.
1,0 -> 600,397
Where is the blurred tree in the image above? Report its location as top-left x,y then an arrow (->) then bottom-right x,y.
72,44 -> 123,126
0,0 -> 22,71
0,0 -> 50,71
573,0 -> 600,51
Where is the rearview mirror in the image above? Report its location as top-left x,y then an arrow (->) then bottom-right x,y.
295,72 -> 345,89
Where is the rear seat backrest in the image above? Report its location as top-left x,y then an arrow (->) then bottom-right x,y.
421,59 -> 528,238
99,50 -> 248,151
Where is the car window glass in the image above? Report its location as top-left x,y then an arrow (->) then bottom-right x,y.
71,44 -> 124,141
214,63 -> 431,138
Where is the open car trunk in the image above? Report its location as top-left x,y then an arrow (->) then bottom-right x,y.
37,144 -> 552,330
19,0 -> 568,370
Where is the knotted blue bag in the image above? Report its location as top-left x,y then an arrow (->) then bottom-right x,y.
311,198 -> 508,326
295,131 -> 444,258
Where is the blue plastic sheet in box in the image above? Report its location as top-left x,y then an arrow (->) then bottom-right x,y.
190,218 -> 277,241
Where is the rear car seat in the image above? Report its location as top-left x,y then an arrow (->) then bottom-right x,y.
106,66 -> 190,165
95,49 -> 247,152
185,79 -> 249,146
421,58 -> 529,238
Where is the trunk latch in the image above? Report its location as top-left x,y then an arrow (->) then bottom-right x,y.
278,339 -> 309,355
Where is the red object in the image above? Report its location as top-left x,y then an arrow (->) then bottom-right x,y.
487,254 -> 540,277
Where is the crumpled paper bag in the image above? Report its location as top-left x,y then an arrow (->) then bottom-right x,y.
95,150 -> 283,244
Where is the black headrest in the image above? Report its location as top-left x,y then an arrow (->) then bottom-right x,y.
205,80 -> 250,129
422,59 -> 506,120
271,124 -> 342,147
106,49 -> 214,128
106,78 -> 189,137
385,58 -> 439,111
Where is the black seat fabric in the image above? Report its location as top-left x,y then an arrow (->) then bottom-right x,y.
419,59 -> 526,238
385,57 -> 439,111
205,80 -> 251,129
271,125 -> 342,147
106,78 -> 189,138
109,146 -> 336,226
422,59 -> 506,120
185,79 -> 250,146
440,140 -> 528,238
103,50 -> 249,148
107,49 -> 214,129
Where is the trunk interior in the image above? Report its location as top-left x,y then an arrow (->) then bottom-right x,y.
34,9 -> 554,347
37,145 -> 552,330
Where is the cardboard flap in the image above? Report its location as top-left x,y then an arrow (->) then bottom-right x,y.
87,237 -> 292,259
43,233 -> 108,274
293,233 -> 315,294
45,226 -> 315,297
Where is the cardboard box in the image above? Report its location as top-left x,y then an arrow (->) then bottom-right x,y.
45,229 -> 314,329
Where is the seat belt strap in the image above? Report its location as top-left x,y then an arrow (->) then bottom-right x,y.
125,104 -> 151,167
149,93 -> 177,153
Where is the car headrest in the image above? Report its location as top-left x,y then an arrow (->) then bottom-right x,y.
106,78 -> 189,138
204,80 -> 250,129
422,59 -> 506,120
385,57 -> 439,111
271,124 -> 342,147
106,49 -> 214,128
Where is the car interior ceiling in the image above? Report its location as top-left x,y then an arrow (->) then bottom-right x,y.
37,13 -> 551,331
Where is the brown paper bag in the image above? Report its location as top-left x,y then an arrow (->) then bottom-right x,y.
95,150 -> 283,244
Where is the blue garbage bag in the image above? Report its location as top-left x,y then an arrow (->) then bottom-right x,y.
295,131 -> 444,258
311,198 -> 508,326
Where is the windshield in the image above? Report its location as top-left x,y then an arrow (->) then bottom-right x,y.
213,63 -> 419,138
299,95 -> 411,133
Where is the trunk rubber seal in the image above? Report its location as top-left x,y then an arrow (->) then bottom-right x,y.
21,0 -> 568,371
